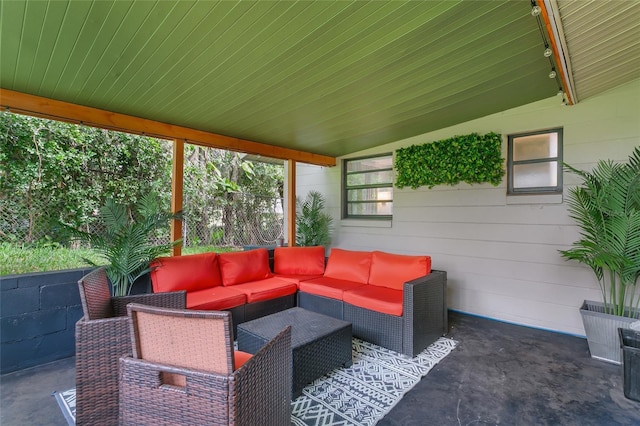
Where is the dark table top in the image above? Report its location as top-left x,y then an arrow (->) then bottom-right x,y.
237,307 -> 351,349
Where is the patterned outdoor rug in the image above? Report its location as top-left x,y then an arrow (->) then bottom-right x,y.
54,337 -> 457,426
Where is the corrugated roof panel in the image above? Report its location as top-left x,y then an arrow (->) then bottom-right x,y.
557,0 -> 640,100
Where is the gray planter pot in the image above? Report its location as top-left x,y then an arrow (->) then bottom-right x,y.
580,300 -> 640,365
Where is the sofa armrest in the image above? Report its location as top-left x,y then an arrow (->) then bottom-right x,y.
112,290 -> 187,317
402,270 -> 447,356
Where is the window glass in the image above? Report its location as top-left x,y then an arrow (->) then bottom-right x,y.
347,156 -> 393,172
346,170 -> 394,186
513,163 -> 558,188
343,154 -> 393,219
513,133 -> 558,161
347,201 -> 393,216
508,128 -> 562,195
347,187 -> 393,202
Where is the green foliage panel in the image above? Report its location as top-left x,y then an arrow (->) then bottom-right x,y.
394,132 -> 504,189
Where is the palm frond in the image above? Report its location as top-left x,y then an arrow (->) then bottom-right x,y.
560,147 -> 640,317
296,191 -> 333,247
64,192 -> 182,296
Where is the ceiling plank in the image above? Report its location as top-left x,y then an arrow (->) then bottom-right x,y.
0,88 -> 336,167
3,1 -> 637,157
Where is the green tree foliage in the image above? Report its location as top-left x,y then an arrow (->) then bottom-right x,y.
0,112 -> 172,244
182,146 -> 284,246
1,112 -> 284,257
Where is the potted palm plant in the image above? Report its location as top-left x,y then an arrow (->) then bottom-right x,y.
71,192 -> 182,297
296,190 -> 333,247
560,146 -> 640,364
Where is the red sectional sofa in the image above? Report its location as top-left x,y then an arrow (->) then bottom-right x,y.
150,246 -> 447,356
150,248 -> 298,331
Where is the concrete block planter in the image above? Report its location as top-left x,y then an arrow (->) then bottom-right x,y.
0,268 -> 150,374
1,268 -> 91,373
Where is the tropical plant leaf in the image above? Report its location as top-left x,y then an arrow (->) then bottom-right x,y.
296,191 -> 333,247
62,192 -> 181,296
560,147 -> 640,317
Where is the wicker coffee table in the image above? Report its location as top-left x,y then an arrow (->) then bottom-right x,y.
237,307 -> 352,397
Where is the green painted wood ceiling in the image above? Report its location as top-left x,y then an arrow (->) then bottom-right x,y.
1,0 -> 560,158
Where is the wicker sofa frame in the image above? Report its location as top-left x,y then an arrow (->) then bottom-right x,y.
298,270 -> 447,357
75,267 -> 186,425
119,304 -> 292,425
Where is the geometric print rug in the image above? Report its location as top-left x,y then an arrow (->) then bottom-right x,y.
54,337 -> 457,426
291,337 -> 457,425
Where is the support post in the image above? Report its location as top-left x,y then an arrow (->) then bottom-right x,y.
171,139 -> 184,256
287,160 -> 296,247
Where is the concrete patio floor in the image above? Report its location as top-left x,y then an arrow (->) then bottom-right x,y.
2,312 -> 639,425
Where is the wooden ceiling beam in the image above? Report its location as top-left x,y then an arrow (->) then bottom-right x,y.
0,89 -> 336,167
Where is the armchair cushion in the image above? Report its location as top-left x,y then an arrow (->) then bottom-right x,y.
234,350 -> 253,369
274,246 -> 325,275
299,276 -> 366,300
150,252 -> 222,293
186,287 -> 247,310
323,248 -> 372,283
368,251 -> 431,290
343,285 -> 403,316
218,248 -> 272,286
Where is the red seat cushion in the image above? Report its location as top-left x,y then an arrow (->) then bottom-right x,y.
186,287 -> 247,310
274,246 -> 326,275
323,248 -> 372,284
368,251 -> 431,290
299,277 -> 367,300
231,277 -> 297,303
273,273 -> 324,288
234,351 -> 252,370
343,285 -> 403,316
218,248 -> 272,286
150,252 -> 221,293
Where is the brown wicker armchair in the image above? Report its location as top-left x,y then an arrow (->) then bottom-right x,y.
119,304 -> 292,426
75,267 -> 186,425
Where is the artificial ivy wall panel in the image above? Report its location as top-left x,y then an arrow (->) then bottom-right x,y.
394,132 -> 504,189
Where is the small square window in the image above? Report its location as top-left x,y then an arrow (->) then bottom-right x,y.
508,129 -> 562,195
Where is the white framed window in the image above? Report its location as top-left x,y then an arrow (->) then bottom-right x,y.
343,154 -> 393,219
508,128 -> 562,195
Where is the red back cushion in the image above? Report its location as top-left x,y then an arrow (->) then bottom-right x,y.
218,248 -> 272,286
150,252 -> 221,293
274,246 -> 325,275
323,248 -> 372,284
368,251 -> 431,290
